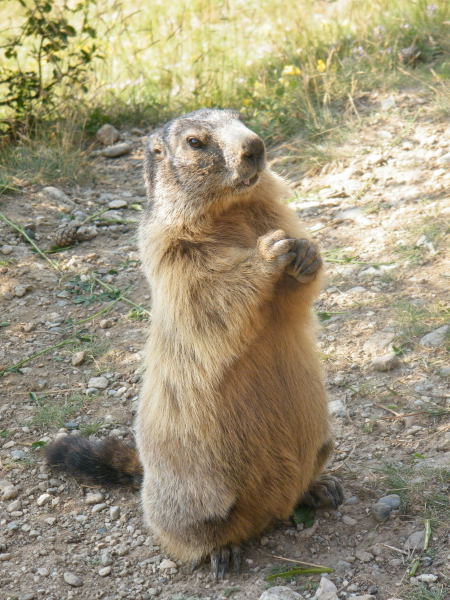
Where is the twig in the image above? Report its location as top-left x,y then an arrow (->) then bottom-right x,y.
423,519 -> 431,551
93,277 -> 150,315
409,558 -> 420,577
0,337 -> 79,377
382,544 -> 408,556
267,553 -> 332,570
329,442 -> 357,473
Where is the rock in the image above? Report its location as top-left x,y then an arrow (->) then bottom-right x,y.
36,493 -> 51,507
96,124 -> 120,146
99,318 -> 114,329
40,187 -> 72,205
349,596 -> 375,600
2,485 -> 19,500
7,499 -> 21,512
98,566 -> 112,577
37,567 -> 49,576
416,573 -> 438,582
329,399 -> 346,417
108,199 -> 128,209
14,285 -> 30,298
404,530 -> 425,551
100,551 -> 113,566
355,550 -> 373,562
11,449 -> 26,460
259,587 -> 302,600
72,351 -> 86,366
371,352 -> 400,372
371,502 -> 392,522
85,492 -> 104,505
381,96 -> 396,111
75,225 -> 98,241
420,325 -> 449,347
158,558 -> 177,570
100,142 -> 133,158
342,515 -> 357,526
1,245 -> 13,255
363,331 -> 396,356
87,376 -> 109,389
63,572 -> 83,587
436,151 -> 450,165
92,502 -> 107,513
336,560 -> 352,572
378,494 -> 401,509
314,576 -> 338,600
110,505 -> 120,520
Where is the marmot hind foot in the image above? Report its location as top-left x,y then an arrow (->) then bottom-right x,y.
210,544 -> 242,581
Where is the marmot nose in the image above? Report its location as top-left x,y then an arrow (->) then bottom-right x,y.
241,137 -> 265,166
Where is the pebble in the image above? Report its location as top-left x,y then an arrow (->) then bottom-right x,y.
2,485 -> 19,500
371,502 -> 392,522
371,352 -> 400,371
96,124 -> 120,146
350,596 -> 375,600
99,318 -> 114,329
85,492 -> 104,505
37,567 -> 49,577
14,285 -> 30,298
259,587 -> 302,600
98,566 -> 112,577
329,399 -> 346,417
158,558 -> 177,570
100,551 -> 113,566
63,572 -> 83,587
100,142 -> 133,158
11,449 -> 26,460
342,515 -> 357,526
110,505 -> 121,520
314,576 -> 338,600
87,376 -> 109,389
39,186 -> 72,204
404,529 -> 425,550
108,199 -> 128,209
416,573 -> 438,582
1,245 -> 13,255
7,499 -> 21,512
436,151 -> 450,165
76,224 -> 98,241
420,325 -> 449,347
36,493 -> 51,507
92,502 -> 107,513
355,550 -> 373,562
378,494 -> 401,509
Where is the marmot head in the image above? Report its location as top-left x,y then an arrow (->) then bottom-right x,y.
144,109 -> 267,221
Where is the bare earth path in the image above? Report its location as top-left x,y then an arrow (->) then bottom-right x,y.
1,87 -> 449,600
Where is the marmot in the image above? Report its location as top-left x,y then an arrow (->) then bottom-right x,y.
46,108 -> 342,577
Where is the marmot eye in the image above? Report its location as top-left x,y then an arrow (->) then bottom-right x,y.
187,137 -> 203,149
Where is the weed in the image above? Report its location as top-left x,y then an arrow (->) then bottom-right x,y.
31,392 -> 86,429
127,307 -> 149,321
79,421 -> 104,436
406,584 -> 446,600
393,299 -> 449,346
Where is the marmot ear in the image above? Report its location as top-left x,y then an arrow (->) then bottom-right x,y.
144,132 -> 164,201
147,132 -> 165,160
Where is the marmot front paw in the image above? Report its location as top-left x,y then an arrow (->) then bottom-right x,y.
286,238 -> 322,282
257,229 -> 296,269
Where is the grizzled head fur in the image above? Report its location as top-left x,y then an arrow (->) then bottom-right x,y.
144,109 -> 266,222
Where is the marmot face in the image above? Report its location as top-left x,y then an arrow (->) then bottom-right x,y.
144,109 -> 266,218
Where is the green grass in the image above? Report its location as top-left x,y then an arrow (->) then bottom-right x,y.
393,299 -> 450,346
31,393 -> 86,429
407,585 -> 446,600
0,0 -> 449,189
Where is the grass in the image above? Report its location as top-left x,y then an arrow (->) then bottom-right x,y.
1,0 -> 449,189
377,461 -> 450,522
407,585 -> 446,600
393,299 -> 450,347
31,392 -> 86,429
394,215 -> 449,266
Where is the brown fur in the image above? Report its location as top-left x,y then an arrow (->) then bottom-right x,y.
136,109 -> 338,562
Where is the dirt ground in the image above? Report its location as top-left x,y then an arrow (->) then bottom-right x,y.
0,87 -> 449,600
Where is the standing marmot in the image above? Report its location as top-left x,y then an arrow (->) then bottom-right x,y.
46,108 -> 342,577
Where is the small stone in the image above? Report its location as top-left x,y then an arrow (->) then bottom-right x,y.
72,351 -> 86,366
92,502 -> 107,513
349,596 -> 375,600
1,245 -> 13,255
0,553 -> 12,561
100,551 -> 113,566
371,352 -> 400,372
158,558 -> 177,570
436,151 -> 450,165
110,505 -> 120,521
342,515 -> 357,526
2,485 -> 19,500
96,124 -> 120,146
19,594 -> 35,600
99,318 -> 114,329
36,493 -> 51,507
75,224 -> 98,241
420,325 -> 449,347
378,494 -> 401,509
336,560 -> 352,572
355,550 -> 373,562
108,199 -> 127,209
100,142 -> 132,158
404,530 -> 425,551
98,566 -> 111,577
259,587 -> 302,600
85,492 -> 104,505
329,399 -> 346,417
7,499 -> 21,512
11,449 -> 26,460
314,576 -> 338,600
87,376 -> 108,389
14,285 -> 30,298
63,572 -> 83,587
45,517 -> 57,525
416,574 -> 438,583
37,567 -> 49,576
371,502 -> 392,522
40,187 -> 71,204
